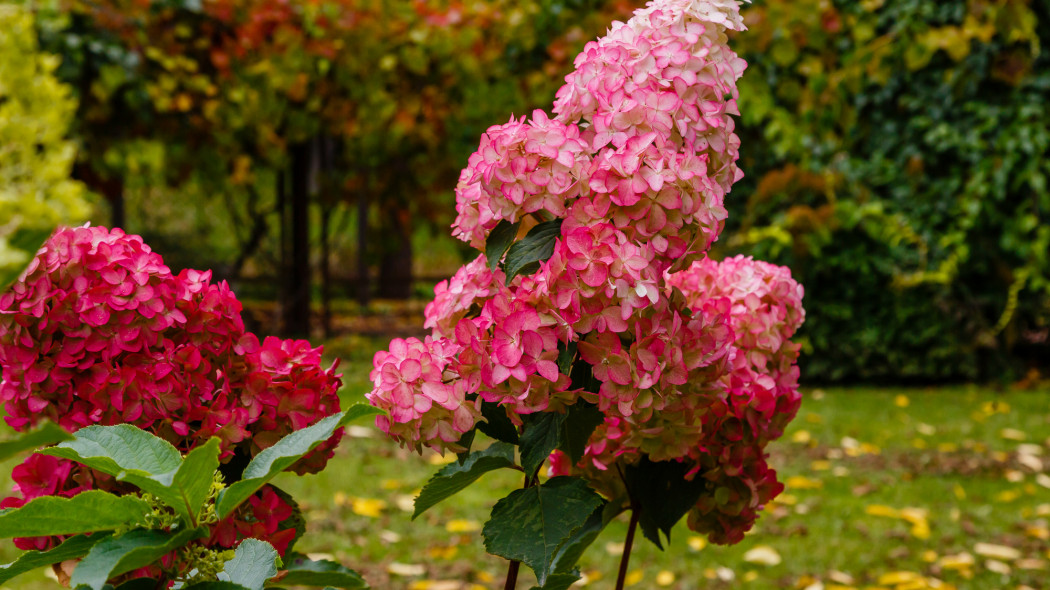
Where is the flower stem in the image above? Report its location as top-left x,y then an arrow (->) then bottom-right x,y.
504,559 -> 521,590
615,507 -> 641,590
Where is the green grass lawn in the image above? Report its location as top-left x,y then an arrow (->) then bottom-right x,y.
1,341 -> 1047,590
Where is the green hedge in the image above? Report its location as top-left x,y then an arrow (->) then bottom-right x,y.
725,0 -> 1050,382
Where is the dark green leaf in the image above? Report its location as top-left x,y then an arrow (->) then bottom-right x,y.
0,534 -> 111,585
216,406 -> 381,518
623,456 -> 708,549
455,428 -> 476,463
70,527 -> 206,590
280,553 -> 368,589
111,578 -> 158,590
0,491 -> 151,538
217,538 -> 277,590
477,401 -> 518,444
486,220 -> 520,271
529,572 -> 580,590
519,412 -> 566,478
504,219 -> 562,285
0,421 -> 72,462
549,501 -> 607,575
558,402 -> 603,466
413,442 -> 516,519
483,477 -> 603,586
555,341 -> 577,376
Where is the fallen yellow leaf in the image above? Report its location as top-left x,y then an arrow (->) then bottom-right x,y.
894,394 -> 910,407
625,569 -> 644,586
878,571 -> 923,585
388,562 -> 426,576
974,542 -> 1021,560
445,519 -> 480,533
1000,428 -> 1027,441
688,536 -> 707,551
865,505 -> 899,518
792,430 -> 812,444
350,497 -> 387,518
656,570 -> 675,586
743,545 -> 782,566
786,475 -> 823,490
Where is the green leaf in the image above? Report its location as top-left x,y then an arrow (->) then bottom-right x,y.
70,527 -> 206,590
0,421 -> 72,462
40,424 -> 182,478
0,491 -> 151,538
0,533 -> 111,585
180,583 -> 250,590
40,426 -> 220,524
483,477 -> 603,586
413,442 -> 516,519
216,406 -> 380,519
171,438 -> 222,523
216,538 -> 277,590
529,572 -> 580,590
519,412 -> 566,478
486,220 -> 520,271
557,402 -> 604,466
622,456 -> 708,549
280,553 -> 368,589
555,341 -> 576,376
503,219 -> 562,285
549,501 -> 608,575
110,579 -> 159,590
477,401 -> 518,444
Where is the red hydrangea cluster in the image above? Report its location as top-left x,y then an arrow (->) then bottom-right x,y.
368,0 -> 804,544
0,225 -> 342,555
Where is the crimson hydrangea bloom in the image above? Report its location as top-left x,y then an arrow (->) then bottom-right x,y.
369,0 -> 805,545
0,225 -> 343,558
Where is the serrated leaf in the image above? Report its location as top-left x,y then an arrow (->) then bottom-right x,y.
558,402 -> 603,466
623,456 -> 708,549
504,219 -> 562,285
0,534 -> 111,585
216,539 -> 277,590
280,553 -> 368,589
70,527 -> 206,590
477,401 -> 518,444
519,412 -> 566,478
40,426 -> 220,524
0,491 -> 151,538
483,477 -> 603,586
217,406 -> 380,518
413,442 -> 516,519
0,421 -> 72,462
486,220 -> 520,271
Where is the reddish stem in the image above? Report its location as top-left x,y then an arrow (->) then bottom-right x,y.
503,559 -> 521,590
615,508 -> 641,590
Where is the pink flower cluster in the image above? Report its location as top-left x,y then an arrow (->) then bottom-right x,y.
0,225 -> 342,552
368,0 -> 804,544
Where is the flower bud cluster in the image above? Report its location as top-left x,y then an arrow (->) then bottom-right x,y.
368,0 -> 804,544
0,226 -> 341,555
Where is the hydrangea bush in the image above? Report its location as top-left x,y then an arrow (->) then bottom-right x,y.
367,0 -> 805,586
0,225 -> 346,581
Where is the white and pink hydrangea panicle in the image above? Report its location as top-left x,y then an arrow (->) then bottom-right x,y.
371,0 -> 803,547
366,336 -> 480,453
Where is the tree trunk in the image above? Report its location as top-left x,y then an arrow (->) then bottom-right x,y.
376,203 -> 413,300
282,142 -> 312,337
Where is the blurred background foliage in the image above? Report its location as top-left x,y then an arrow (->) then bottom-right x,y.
726,0 -> 1049,383
2,0 -> 1048,384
